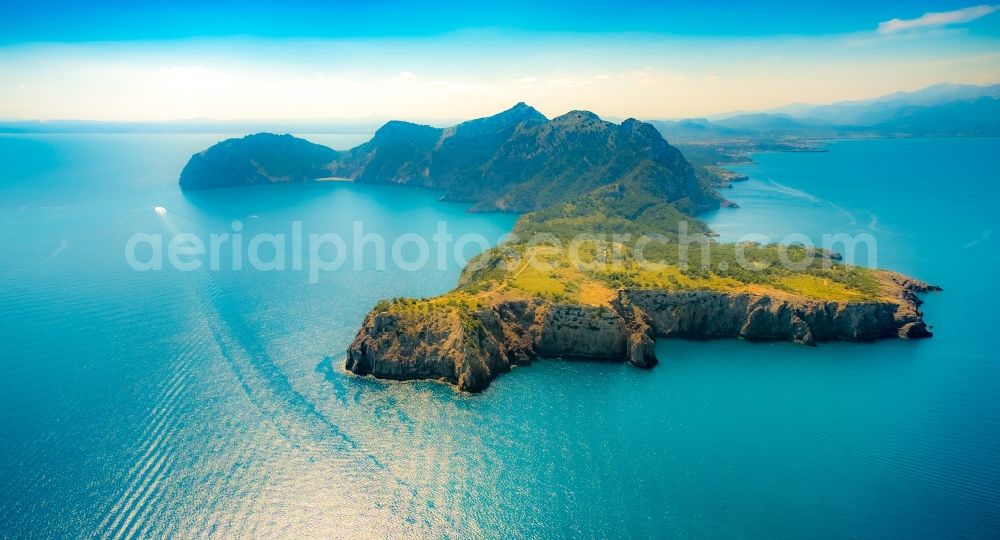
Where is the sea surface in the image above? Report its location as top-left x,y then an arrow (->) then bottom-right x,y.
0,134 -> 998,538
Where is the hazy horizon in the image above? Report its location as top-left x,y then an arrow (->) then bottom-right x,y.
0,80 -> 996,125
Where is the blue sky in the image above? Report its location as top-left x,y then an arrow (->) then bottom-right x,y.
1,1 -> 998,120
2,0 -> 999,42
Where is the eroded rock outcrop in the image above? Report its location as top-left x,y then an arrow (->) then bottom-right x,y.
345,275 -> 938,392
346,299 -> 655,392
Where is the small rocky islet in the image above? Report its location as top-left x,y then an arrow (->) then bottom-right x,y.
180,103 -> 940,392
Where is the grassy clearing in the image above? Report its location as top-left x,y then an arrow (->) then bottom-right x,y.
454,240 -> 888,309
776,274 -> 869,303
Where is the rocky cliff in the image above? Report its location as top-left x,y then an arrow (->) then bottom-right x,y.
345,274 -> 938,393
345,298 -> 652,393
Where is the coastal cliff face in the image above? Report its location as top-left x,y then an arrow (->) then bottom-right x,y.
345,275 -> 938,393
345,299 -> 654,393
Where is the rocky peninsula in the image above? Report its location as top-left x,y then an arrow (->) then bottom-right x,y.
180,103 -> 940,393
345,266 -> 938,392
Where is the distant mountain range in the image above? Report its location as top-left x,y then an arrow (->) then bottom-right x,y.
770,83 -> 1000,123
652,83 -> 1000,140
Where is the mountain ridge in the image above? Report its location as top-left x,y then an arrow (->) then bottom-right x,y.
181,103 -> 724,215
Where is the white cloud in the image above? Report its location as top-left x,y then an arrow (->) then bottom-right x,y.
877,4 -> 1000,33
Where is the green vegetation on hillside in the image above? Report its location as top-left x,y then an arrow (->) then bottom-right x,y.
333,105 -> 723,214
178,105 -> 898,314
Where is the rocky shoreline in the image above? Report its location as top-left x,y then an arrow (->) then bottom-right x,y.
345,274 -> 940,393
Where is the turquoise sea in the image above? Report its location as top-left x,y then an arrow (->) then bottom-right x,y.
0,134 -> 998,538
